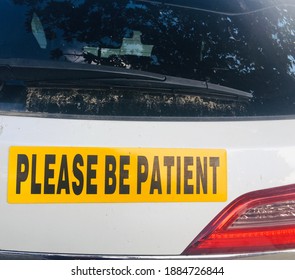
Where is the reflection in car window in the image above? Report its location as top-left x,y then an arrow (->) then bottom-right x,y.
31,13 -> 47,49
0,0 -> 295,117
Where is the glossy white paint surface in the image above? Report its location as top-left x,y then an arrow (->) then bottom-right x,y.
0,114 -> 294,255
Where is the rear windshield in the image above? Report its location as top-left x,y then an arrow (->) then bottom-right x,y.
0,0 -> 295,117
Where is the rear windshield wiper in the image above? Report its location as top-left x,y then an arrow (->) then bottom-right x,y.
0,59 -> 252,101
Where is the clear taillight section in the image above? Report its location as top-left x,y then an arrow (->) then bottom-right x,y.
229,200 -> 295,229
182,184 -> 295,255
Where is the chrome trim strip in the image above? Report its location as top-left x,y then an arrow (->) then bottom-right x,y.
0,249 -> 295,260
1,110 -> 295,122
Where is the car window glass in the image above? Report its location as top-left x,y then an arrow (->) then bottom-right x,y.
0,0 -> 294,117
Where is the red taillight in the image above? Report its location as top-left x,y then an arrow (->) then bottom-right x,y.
182,184 -> 295,255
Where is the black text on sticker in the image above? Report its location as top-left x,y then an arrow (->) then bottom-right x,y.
15,154 -> 221,196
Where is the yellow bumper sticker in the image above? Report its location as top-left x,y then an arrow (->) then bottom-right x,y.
8,147 -> 227,203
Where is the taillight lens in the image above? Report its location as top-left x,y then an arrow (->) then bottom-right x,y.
182,184 -> 295,255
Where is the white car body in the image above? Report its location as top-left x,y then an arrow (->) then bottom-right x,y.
1,113 -> 294,258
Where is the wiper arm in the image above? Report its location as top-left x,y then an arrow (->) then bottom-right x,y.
0,58 -> 165,83
0,59 -> 252,101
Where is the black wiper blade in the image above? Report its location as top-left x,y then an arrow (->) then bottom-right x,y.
0,58 -> 165,82
0,59 -> 252,101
